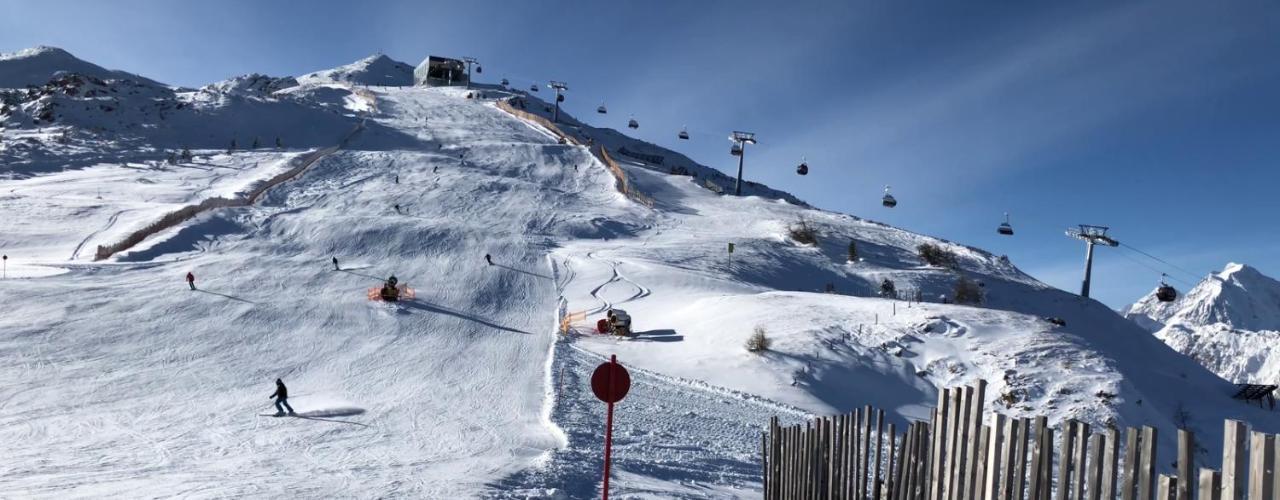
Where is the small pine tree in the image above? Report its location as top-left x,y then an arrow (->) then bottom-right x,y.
166,152 -> 177,165
227,138 -> 237,154
275,137 -> 283,149
251,137 -> 260,149
847,239 -> 858,262
880,278 -> 897,298
180,148 -> 192,161
746,326 -> 771,353
953,275 -> 983,305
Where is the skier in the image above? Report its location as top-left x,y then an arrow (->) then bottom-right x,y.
485,254 -> 493,266
186,272 -> 195,290
394,174 -> 399,184
332,257 -> 340,271
269,378 -> 295,416
394,204 -> 401,213
433,166 -> 438,174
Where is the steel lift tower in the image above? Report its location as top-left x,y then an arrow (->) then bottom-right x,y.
1066,224 -> 1118,298
729,131 -> 757,196
461,57 -> 480,89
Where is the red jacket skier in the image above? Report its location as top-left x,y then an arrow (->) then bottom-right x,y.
186,272 -> 195,290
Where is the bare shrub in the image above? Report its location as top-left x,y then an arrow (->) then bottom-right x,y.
746,326 -> 772,353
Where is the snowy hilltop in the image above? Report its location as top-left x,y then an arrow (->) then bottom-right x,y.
1125,263 -> 1280,384
298,53 -> 414,86
2,47 -> 1277,497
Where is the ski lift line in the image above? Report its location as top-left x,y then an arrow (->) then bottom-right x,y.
1117,242 -> 1204,281
1114,248 -> 1197,287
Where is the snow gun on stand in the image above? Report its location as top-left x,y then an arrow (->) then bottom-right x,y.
368,275 -> 415,302
595,309 -> 632,337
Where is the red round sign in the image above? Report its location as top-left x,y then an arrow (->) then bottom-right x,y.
591,358 -> 631,404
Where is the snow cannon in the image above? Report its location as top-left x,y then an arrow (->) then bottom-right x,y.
596,309 -> 632,336
367,275 -> 415,302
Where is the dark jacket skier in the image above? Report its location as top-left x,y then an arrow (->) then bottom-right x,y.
485,254 -> 493,266
332,256 -> 340,271
186,272 -> 195,290
270,378 -> 295,416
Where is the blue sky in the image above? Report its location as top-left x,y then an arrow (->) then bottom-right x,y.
3,0 -> 1278,308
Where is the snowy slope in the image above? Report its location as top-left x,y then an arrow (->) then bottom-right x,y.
1125,263 -> 1280,384
298,54 -> 414,86
0,46 -> 163,89
2,50 -> 1278,497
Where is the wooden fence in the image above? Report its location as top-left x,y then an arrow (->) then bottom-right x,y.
763,380 -> 1280,500
494,98 -> 654,208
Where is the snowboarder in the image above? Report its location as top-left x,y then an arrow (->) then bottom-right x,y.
485,254 -> 493,266
186,272 -> 195,290
394,204 -> 401,213
332,257 -> 340,271
270,378 -> 295,416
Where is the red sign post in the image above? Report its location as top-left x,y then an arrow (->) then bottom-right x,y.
591,355 -> 631,500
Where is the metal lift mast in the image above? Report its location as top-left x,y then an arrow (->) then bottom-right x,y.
1065,225 -> 1118,298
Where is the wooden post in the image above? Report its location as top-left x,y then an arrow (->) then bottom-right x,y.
887,423 -> 899,500
1123,428 -> 1141,500
1029,417 -> 1048,500
863,405 -> 875,500
986,415 -> 1008,500
876,410 -> 886,500
1177,429 -> 1195,500
1087,433 -> 1104,500
1040,424 -> 1055,500
932,393 -> 951,500
1059,421 -> 1079,500
966,381 -> 988,500
1139,426 -> 1158,500
1222,421 -> 1248,500
1247,432 -> 1274,500
947,389 -> 967,500
1074,423 -> 1091,500
1198,469 -> 1221,500
897,424 -> 914,500
1010,419 -> 1030,500
848,411 -> 858,500
975,425 -> 992,500
1102,428 -> 1119,500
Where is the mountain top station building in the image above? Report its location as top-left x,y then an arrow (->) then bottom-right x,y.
415,56 -> 468,87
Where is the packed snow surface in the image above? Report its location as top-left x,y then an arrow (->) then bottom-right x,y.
2,50 -> 1277,497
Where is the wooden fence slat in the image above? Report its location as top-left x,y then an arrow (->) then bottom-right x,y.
887,423 -> 899,500
1059,421 -> 1079,500
876,410 -> 886,500
1198,469 -> 1221,500
1223,421 -> 1248,500
986,415 -> 1007,500
1102,428 -> 1119,500
847,411 -> 857,500
975,425 -> 991,500
1247,432 -> 1274,500
1011,419 -> 1030,500
1075,423 -> 1091,500
1040,423 -> 1055,500
1087,433 -> 1104,500
1139,426 -> 1159,500
1177,429 -> 1195,500
934,393 -> 952,500
1123,428 -> 1141,500
1030,417 -> 1048,500
965,382 -> 988,500
947,389 -> 966,500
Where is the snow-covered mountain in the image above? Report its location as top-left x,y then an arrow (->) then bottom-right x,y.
298,53 -> 414,86
1125,263 -> 1280,384
2,48 -> 1277,497
0,46 -> 164,88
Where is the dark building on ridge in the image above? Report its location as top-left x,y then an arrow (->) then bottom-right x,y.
414,56 -> 468,87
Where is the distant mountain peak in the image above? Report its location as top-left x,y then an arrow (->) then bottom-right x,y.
1126,262 -> 1280,333
0,45 -> 162,88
